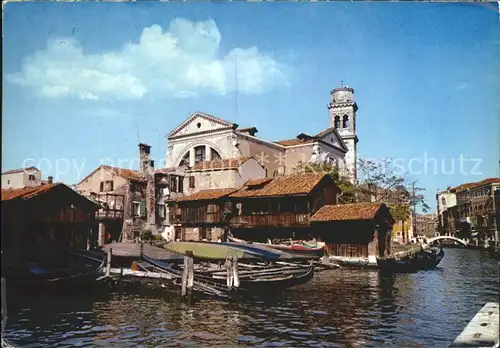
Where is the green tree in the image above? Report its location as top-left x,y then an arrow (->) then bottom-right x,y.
293,161 -> 358,203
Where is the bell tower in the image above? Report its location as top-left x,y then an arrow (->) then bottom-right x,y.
327,82 -> 359,183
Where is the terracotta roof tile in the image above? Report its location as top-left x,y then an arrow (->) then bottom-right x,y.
1,183 -> 58,201
102,165 -> 144,181
273,138 -> 316,147
176,188 -> 239,202
245,178 -> 273,187
231,173 -> 328,198
2,166 -> 40,175
238,127 -> 258,135
311,203 -> 389,222
155,167 -> 178,175
315,127 -> 336,138
453,178 -> 500,192
188,157 -> 252,172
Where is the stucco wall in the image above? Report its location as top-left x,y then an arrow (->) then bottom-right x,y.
236,133 -> 284,177
437,192 -> 457,214
2,169 -> 42,189
184,169 -> 239,196
77,167 -> 129,195
2,173 -> 25,189
236,159 -> 266,185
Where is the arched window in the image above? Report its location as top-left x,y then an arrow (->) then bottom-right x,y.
334,116 -> 340,129
179,152 -> 190,167
194,146 -> 205,163
211,149 -> 221,161
342,115 -> 349,129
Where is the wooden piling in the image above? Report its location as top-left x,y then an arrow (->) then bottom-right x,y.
187,251 -> 194,290
181,252 -> 189,298
106,249 -> 112,277
226,258 -> 233,289
232,257 -> 240,288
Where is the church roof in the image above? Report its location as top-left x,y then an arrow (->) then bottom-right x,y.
274,138 -> 316,147
167,111 -> 238,139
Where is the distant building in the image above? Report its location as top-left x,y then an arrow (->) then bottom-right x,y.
414,214 -> 437,238
1,167 -> 46,189
436,188 -> 458,236
77,144 -> 185,243
392,217 -> 412,244
436,178 -> 500,244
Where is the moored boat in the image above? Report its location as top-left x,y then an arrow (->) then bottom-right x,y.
141,254 -> 315,291
228,236 -> 325,260
3,249 -> 106,293
377,246 -> 444,273
163,241 -> 281,261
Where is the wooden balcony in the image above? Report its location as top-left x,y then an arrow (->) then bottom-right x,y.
172,212 -> 223,225
96,209 -> 124,220
230,213 -> 311,228
92,193 -> 125,220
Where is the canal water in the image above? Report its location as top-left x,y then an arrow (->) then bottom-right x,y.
3,248 -> 499,347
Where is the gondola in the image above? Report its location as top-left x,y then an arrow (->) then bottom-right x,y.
3,249 -> 106,293
163,241 -> 282,262
227,236 -> 325,260
141,254 -> 314,291
377,246 -> 444,273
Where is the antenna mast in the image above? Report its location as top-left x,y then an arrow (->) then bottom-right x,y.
235,55 -> 239,119
135,119 -> 141,144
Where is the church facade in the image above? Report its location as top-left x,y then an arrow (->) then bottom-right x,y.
165,85 -> 359,187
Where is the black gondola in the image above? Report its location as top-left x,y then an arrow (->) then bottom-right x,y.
2,249 -> 106,293
377,247 -> 445,273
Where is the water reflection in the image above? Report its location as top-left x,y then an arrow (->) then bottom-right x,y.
3,249 -> 499,347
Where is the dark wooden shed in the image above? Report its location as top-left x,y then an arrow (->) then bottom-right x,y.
1,183 -> 98,261
311,203 -> 394,258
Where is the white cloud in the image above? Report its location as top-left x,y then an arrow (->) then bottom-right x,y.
7,18 -> 289,100
455,82 -> 468,91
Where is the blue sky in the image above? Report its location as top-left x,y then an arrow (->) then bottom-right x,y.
3,2 -> 499,209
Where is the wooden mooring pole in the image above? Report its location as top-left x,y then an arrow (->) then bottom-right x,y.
232,256 -> 240,289
226,257 -> 234,290
181,251 -> 194,299
106,249 -> 112,277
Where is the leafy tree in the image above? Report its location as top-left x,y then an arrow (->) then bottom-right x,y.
293,161 -> 358,203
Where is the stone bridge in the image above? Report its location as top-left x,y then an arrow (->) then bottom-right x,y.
426,236 -> 468,246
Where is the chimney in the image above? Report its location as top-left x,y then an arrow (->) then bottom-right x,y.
138,143 -> 152,174
48,176 -> 54,184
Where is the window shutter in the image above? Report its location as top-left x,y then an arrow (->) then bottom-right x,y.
140,202 -> 147,217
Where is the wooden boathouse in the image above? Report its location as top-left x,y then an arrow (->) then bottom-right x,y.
1,183 -> 99,261
310,203 -> 394,260
170,173 -> 341,242
228,173 -> 340,241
